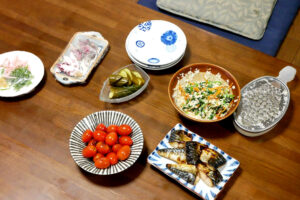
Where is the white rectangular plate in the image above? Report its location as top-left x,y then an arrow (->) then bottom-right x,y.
50,31 -> 109,85
147,123 -> 240,200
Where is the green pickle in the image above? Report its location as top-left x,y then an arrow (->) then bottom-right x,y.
114,77 -> 129,87
109,85 -> 142,99
108,67 -> 146,99
109,75 -> 122,85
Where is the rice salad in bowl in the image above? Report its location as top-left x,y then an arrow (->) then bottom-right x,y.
169,63 -> 240,122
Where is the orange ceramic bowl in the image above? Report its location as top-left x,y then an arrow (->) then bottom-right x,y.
168,63 -> 241,123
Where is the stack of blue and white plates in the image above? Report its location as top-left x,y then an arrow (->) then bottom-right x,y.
125,20 -> 187,70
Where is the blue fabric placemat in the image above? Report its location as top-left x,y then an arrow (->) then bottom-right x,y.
138,0 -> 300,56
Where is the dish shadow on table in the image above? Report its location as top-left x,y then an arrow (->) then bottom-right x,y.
177,113 -> 236,139
143,45 -> 191,76
149,163 -> 242,200
215,167 -> 242,200
246,99 -> 295,142
0,70 -> 47,102
79,140 -> 149,187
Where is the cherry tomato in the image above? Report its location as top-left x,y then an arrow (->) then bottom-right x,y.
95,157 -> 110,169
106,152 -> 118,165
119,136 -> 133,146
82,146 -> 97,158
112,144 -> 122,153
93,130 -> 107,142
117,145 -> 131,161
105,132 -> 118,146
88,139 -> 97,146
107,125 -> 118,133
95,123 -> 106,132
82,129 -> 93,143
93,153 -> 104,162
117,125 -> 132,136
96,142 -> 110,155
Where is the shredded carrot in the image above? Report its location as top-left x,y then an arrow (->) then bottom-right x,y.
216,106 -> 226,118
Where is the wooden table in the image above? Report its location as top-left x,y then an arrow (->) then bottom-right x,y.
0,0 -> 299,199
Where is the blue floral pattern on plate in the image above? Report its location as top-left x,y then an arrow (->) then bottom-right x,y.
136,40 -> 145,48
161,30 -> 177,45
147,123 -> 240,200
138,21 -> 152,32
147,58 -> 160,64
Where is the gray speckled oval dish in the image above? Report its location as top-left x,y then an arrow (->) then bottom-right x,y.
69,110 -> 144,175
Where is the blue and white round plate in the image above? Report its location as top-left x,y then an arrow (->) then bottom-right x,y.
126,41 -> 185,71
69,110 -> 144,175
126,20 -> 186,67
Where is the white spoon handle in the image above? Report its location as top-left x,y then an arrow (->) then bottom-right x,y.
277,66 -> 297,84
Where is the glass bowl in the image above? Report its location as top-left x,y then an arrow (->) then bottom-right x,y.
99,64 -> 150,103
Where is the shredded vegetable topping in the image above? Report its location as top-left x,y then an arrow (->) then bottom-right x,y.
173,70 -> 235,120
0,57 -> 33,91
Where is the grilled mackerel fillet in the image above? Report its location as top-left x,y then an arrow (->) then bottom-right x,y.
195,163 -> 223,187
157,148 -> 186,163
199,147 -> 226,170
169,130 -> 192,148
185,141 -> 201,165
185,141 -> 226,170
166,164 -> 197,185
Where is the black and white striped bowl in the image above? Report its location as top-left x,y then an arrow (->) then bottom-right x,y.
69,110 -> 144,175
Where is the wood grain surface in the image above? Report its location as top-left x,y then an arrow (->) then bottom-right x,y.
0,0 -> 299,200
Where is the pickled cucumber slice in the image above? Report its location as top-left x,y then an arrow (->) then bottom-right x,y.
119,69 -> 132,85
109,75 -> 122,85
132,71 -> 145,86
123,68 -> 133,80
109,85 -> 142,99
114,77 -> 129,87
132,71 -> 143,79
132,76 -> 144,86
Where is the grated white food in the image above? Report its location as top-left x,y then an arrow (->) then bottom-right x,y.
236,78 -> 288,130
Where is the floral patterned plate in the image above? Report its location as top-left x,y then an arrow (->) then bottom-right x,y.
126,20 -> 186,67
147,123 -> 240,200
126,43 -> 185,71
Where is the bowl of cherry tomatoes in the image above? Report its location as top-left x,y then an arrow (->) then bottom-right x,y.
69,110 -> 144,175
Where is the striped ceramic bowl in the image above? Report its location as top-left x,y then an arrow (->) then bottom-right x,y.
69,110 -> 144,175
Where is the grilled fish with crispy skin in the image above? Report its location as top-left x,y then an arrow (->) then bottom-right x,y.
169,130 -> 192,148
185,141 -> 201,165
157,148 -> 186,163
185,141 -> 226,169
195,163 -> 223,187
166,164 -> 197,185
199,148 -> 226,170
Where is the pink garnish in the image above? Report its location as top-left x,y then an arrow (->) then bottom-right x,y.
0,56 -> 29,78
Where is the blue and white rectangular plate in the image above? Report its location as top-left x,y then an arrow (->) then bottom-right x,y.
147,123 -> 240,200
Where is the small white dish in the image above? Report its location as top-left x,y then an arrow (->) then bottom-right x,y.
148,123 -> 240,200
99,64 -> 150,103
0,51 -> 44,97
126,20 -> 186,67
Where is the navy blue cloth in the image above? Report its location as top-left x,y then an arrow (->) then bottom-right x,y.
138,0 -> 300,56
